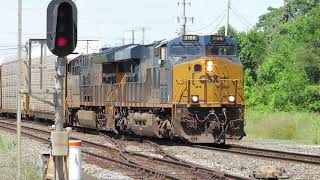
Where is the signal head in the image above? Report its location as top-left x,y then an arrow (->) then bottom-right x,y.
47,0 -> 77,57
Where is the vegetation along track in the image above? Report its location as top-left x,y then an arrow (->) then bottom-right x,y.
194,144 -> 320,165
0,120 -> 249,180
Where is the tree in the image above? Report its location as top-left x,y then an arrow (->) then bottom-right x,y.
236,31 -> 267,79
240,0 -> 320,112
217,25 -> 238,38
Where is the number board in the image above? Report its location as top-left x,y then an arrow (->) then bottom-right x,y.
211,35 -> 225,42
182,35 -> 199,42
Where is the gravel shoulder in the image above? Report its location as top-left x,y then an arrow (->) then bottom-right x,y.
162,140 -> 320,180
0,128 -> 131,180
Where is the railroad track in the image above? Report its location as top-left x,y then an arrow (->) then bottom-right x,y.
100,134 -> 249,180
194,144 -> 320,165
0,120 -> 249,180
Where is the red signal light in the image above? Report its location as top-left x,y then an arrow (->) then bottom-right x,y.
56,37 -> 69,47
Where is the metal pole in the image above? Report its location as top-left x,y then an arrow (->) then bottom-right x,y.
225,0 -> 230,37
54,56 -> 65,180
131,30 -> 135,44
17,0 -> 22,179
182,0 -> 186,35
40,42 -> 43,89
28,40 -> 32,94
122,38 -> 125,46
86,40 -> 89,54
142,27 -> 145,45
24,42 -> 30,115
44,41 -> 47,89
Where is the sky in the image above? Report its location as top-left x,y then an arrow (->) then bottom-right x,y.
0,0 -> 284,60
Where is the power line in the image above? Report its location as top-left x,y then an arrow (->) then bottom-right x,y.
190,10 -> 226,33
0,45 -> 17,48
0,47 -> 18,51
231,8 -> 252,28
229,5 -> 254,30
0,51 -> 18,55
210,13 -> 226,34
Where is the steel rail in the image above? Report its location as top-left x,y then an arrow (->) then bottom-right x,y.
0,121 -> 248,180
99,133 -> 248,180
193,144 -> 320,165
143,140 -> 250,180
0,122 -> 183,180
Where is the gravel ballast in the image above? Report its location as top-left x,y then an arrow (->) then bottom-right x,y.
162,143 -> 320,180
2,119 -> 320,179
230,138 -> 320,155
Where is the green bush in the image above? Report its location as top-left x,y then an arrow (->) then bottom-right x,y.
303,85 -> 320,112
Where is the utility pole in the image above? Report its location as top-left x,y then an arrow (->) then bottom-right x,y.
78,40 -> 99,54
131,30 -> 135,44
225,0 -> 230,37
17,0 -> 22,179
177,0 -> 194,35
138,27 -> 150,45
142,27 -> 145,45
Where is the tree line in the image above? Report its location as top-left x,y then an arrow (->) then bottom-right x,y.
223,0 -> 320,112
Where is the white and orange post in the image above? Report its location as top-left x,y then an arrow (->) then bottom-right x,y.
68,140 -> 82,180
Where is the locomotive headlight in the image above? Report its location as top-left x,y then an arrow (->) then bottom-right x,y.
206,61 -> 214,72
228,95 -> 236,103
191,95 -> 199,103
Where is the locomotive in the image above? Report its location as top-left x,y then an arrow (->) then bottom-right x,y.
66,34 -> 245,143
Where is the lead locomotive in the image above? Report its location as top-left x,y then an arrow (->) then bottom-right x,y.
67,34 -> 245,143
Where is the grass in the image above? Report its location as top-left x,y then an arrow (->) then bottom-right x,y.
22,164 -> 42,180
0,135 -> 42,180
0,136 -> 16,153
245,110 -> 320,144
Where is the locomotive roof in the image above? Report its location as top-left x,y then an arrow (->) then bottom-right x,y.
92,44 -> 143,63
77,35 -> 238,64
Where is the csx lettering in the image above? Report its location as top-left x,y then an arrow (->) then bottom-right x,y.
199,74 -> 220,84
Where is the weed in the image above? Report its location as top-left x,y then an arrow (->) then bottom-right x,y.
0,136 -> 16,153
0,136 -> 41,180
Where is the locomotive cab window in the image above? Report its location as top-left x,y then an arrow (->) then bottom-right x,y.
170,43 -> 202,57
160,47 -> 167,61
206,45 -> 236,56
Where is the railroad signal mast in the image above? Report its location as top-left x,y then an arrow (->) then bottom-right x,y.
47,0 -> 78,179
177,0 -> 194,35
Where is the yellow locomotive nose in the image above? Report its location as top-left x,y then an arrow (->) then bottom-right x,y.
172,56 -> 245,142
173,57 -> 244,107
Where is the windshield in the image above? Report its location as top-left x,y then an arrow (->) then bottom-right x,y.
170,44 -> 202,57
206,45 -> 236,56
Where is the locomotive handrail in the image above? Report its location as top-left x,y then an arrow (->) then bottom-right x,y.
173,80 -> 188,103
